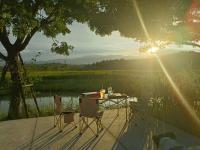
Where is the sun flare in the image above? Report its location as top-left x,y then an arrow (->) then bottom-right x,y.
148,47 -> 159,53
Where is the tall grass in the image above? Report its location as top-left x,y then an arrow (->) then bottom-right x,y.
28,70 -> 200,101
2,69 -> 200,107
147,97 -> 200,137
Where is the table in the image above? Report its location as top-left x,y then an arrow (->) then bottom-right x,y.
98,93 -> 129,122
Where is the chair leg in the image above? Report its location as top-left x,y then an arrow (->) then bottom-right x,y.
58,116 -> 60,131
79,117 -> 84,135
59,114 -> 63,132
96,119 -> 99,136
54,114 -> 63,132
73,121 -> 77,128
86,119 -> 97,136
79,117 -> 88,135
54,116 -> 55,127
54,115 -> 59,127
99,120 -> 103,131
95,117 -> 103,136
54,114 -> 56,127
80,117 -> 98,136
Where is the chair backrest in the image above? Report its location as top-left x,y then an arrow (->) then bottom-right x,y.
79,96 -> 99,118
54,95 -> 62,114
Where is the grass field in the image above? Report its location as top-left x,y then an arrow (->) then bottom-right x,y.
28,70 -> 168,97
1,69 -> 200,98
1,69 -> 200,136
28,70 -> 200,100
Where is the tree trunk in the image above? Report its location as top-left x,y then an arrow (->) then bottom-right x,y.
1,63 -> 8,82
7,55 -> 22,119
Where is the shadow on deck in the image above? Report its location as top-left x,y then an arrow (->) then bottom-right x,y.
0,108 -> 200,150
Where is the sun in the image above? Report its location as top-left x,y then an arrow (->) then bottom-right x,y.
148,47 -> 159,53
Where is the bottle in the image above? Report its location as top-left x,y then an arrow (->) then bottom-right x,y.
100,88 -> 105,99
108,85 -> 113,96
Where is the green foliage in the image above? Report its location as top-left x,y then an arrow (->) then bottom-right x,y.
51,42 -> 73,55
1,0 -> 199,56
0,0 -> 105,54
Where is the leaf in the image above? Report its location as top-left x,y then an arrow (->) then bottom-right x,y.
51,42 -> 73,56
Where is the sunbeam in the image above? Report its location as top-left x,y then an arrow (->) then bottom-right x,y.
132,0 -> 151,40
132,0 -> 200,127
155,55 -> 200,126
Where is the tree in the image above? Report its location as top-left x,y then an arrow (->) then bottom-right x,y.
1,0 -> 200,119
86,0 -> 200,48
0,0 -> 109,119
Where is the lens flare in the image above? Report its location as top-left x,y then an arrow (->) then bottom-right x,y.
132,0 -> 200,127
148,47 -> 159,53
132,0 -> 150,40
155,55 -> 200,126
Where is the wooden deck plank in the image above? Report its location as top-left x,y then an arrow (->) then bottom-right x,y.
0,109 -> 200,150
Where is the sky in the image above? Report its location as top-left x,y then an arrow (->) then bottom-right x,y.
0,22 -> 199,63
3,22 -> 140,62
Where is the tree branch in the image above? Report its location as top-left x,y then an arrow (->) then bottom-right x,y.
18,26 -> 39,51
13,37 -> 24,49
0,51 -> 7,61
13,2 -> 58,52
13,1 -> 42,51
17,5 -> 57,52
0,26 -> 12,51
32,0 -> 41,17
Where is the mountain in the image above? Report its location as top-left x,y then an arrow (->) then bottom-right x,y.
84,51 -> 200,70
27,55 -> 138,65
19,48 -> 180,65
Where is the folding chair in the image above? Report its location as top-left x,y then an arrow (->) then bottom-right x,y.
54,95 -> 76,132
129,101 -> 138,113
79,95 -> 104,137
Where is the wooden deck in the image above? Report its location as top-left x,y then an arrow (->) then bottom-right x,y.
0,108 -> 200,150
